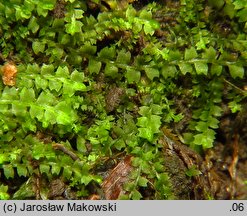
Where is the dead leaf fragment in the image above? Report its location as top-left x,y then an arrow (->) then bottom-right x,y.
48,178 -> 66,199
101,155 -> 133,200
1,63 -> 17,86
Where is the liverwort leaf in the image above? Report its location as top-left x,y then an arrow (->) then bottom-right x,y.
237,8 -> 247,22
12,103 -> 27,117
22,118 -> 37,132
139,9 -> 152,20
104,63 -> 118,78
20,87 -> 35,103
44,108 -> 56,126
74,9 -> 84,19
65,15 -> 83,35
26,63 -> 40,74
137,116 -> 149,128
77,136 -> 87,153
40,164 -> 50,174
184,47 -> 198,60
149,115 -> 161,133
193,129 -> 215,148
79,43 -> 97,55
63,80 -> 86,97
1,87 -> 19,100
28,16 -> 39,33
51,164 -> 61,175
208,116 -> 219,129
16,164 -> 28,177
30,105 -> 44,121
126,5 -> 136,19
138,127 -> 153,142
32,41 -> 45,54
72,82 -> 87,92
49,79 -> 62,92
41,64 -> 54,75
36,91 -> 56,105
143,21 -> 157,35
210,105 -> 222,117
133,18 -> 143,33
3,165 -> 14,179
12,179 -> 34,199
185,165 -> 201,177
233,0 -> 246,10
202,46 -> 217,60
56,66 -> 70,78
139,106 -> 151,116
143,151 -> 155,161
71,70 -> 84,83
114,139 -> 126,150
35,76 -> 48,90
211,64 -> 222,76
183,133 -> 194,145
150,104 -> 163,115
195,121 -> 208,132
145,67 -> 159,80
178,62 -> 193,75
63,166 -> 72,179
194,62 -> 208,75
126,68 -> 140,83
15,5 -> 32,20
161,65 -> 177,78
193,133 -> 205,146
228,64 -> 244,79
55,101 -> 76,125
88,59 -> 102,74
0,153 -> 9,164
37,0 -> 56,16
56,110 -> 73,125
208,0 -> 225,9
138,176 -> 148,187
98,46 -> 116,60
116,50 -> 131,64
228,100 -> 242,113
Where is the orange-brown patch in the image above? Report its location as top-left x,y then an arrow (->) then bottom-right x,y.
1,63 -> 17,86
101,155 -> 133,199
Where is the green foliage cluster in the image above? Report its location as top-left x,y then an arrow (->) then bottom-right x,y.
0,0 -> 247,199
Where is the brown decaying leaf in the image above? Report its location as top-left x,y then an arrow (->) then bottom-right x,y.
48,178 -> 66,199
228,133 -> 239,180
105,86 -> 125,112
52,143 -> 79,161
89,194 -> 101,200
101,155 -> 133,200
1,62 -> 17,86
33,174 -> 41,200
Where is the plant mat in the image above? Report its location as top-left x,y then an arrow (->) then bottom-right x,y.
0,0 -> 247,200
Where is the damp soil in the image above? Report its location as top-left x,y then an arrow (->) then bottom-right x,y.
159,105 -> 247,200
